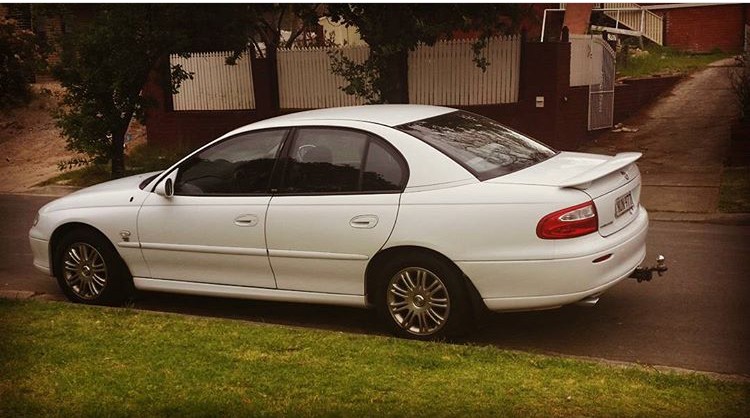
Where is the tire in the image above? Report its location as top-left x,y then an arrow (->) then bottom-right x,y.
375,253 -> 472,340
53,228 -> 133,306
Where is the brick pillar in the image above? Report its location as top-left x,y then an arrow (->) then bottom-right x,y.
516,41 -> 576,150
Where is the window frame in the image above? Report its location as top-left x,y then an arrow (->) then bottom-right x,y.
271,126 -> 410,196
165,127 -> 292,197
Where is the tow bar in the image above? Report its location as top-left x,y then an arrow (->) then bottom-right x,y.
629,255 -> 668,282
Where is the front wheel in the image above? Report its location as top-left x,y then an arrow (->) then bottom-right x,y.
54,229 -> 133,305
375,255 -> 471,340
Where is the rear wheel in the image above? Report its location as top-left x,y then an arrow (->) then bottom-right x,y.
375,254 -> 471,340
54,229 -> 133,305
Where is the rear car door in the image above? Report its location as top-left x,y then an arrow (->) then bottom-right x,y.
265,127 -> 407,295
137,129 -> 287,288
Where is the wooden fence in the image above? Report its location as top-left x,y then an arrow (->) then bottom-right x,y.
409,35 -> 521,105
171,36 -> 522,111
277,45 -> 369,109
170,51 -> 255,111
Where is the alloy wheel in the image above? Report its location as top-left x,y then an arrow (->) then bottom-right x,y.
386,267 -> 450,336
62,242 -> 108,300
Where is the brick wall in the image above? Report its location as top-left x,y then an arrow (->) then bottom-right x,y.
657,4 -> 747,53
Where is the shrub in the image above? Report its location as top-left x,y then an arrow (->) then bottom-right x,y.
0,17 -> 43,109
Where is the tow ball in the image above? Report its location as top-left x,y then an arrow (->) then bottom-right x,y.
629,255 -> 668,283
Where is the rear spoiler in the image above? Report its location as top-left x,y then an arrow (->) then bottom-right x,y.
558,152 -> 642,188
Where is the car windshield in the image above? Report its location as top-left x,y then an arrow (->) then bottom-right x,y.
397,111 -> 556,180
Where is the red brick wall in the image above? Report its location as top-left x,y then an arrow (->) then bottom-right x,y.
657,5 -> 746,53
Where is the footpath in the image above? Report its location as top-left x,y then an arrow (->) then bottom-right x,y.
580,57 -> 749,224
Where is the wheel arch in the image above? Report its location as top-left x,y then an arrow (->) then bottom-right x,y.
365,245 -> 488,316
49,222 -> 128,279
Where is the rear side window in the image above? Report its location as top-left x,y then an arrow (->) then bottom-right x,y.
397,111 -> 556,180
280,127 -> 406,194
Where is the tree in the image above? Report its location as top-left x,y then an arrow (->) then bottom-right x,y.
53,4 -> 253,178
0,17 -> 44,109
54,4 -> 321,178
326,4 -> 531,103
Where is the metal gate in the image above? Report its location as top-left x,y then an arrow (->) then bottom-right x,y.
588,37 -> 616,131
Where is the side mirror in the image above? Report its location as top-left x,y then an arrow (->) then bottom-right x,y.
155,170 -> 177,198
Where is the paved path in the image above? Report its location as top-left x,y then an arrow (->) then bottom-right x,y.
581,58 -> 739,214
3,194 -> 748,376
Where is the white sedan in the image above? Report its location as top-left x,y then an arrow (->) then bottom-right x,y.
30,105 -> 656,339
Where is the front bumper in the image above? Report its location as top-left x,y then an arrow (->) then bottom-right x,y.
29,236 -> 51,275
459,206 -> 649,312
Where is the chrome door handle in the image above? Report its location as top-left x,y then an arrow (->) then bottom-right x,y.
350,215 -> 378,229
234,214 -> 259,227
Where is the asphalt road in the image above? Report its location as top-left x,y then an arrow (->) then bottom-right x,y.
2,193 -> 748,376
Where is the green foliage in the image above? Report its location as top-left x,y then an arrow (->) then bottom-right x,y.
43,143 -> 187,187
0,17 -> 44,109
326,4 -> 530,103
52,4 -> 256,178
1,299 -> 749,417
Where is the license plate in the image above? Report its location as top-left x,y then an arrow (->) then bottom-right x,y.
615,192 -> 634,217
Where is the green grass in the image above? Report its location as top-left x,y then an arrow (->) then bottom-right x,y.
719,166 -> 750,213
617,45 -> 732,78
38,144 -> 187,188
1,299 -> 747,417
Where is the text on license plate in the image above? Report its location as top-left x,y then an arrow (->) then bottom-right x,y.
615,192 -> 634,217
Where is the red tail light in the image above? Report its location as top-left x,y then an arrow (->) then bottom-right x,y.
536,201 -> 598,239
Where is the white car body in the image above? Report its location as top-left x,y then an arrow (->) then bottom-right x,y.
30,105 -> 647,317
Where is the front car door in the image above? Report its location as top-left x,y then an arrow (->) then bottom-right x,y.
266,126 -> 408,295
137,128 -> 288,288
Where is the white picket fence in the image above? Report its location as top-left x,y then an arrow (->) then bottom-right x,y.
409,35 -> 521,105
171,36 -> 522,111
277,45 -> 369,109
170,51 -> 255,111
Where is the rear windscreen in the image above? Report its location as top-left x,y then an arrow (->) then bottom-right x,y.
397,111 -> 556,180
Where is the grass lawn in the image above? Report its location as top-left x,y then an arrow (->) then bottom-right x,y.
0,299 -> 747,417
719,166 -> 750,213
37,144 -> 186,188
617,45 -> 732,78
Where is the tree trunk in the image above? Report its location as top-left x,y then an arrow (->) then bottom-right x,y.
110,117 -> 131,179
378,49 -> 409,104
110,131 -> 126,179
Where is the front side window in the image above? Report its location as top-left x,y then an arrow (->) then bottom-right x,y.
280,128 -> 406,194
175,129 -> 287,195
397,111 -> 556,180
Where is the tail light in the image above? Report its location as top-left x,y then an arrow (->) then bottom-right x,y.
537,201 -> 598,239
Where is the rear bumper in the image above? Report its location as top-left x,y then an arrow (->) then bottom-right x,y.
29,236 -> 51,275
459,206 -> 648,312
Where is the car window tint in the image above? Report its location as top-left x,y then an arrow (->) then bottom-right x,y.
175,129 -> 286,195
282,128 -> 368,193
397,111 -> 556,180
362,139 -> 404,192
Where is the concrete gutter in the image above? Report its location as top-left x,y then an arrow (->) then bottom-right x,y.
649,211 -> 750,226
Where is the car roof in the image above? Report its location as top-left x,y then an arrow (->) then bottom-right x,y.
258,104 -> 456,127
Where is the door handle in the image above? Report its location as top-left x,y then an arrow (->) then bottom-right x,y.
234,214 -> 259,227
350,215 -> 378,229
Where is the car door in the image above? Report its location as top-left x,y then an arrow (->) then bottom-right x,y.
265,127 -> 408,295
137,128 -> 288,288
